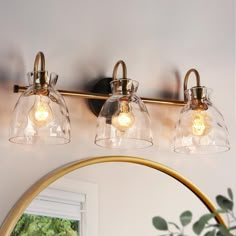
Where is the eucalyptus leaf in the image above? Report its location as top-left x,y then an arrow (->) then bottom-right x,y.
193,213 -> 215,235
218,224 -> 233,236
204,229 -> 216,236
193,221 -> 205,235
152,216 -> 168,231
216,231 -> 224,236
180,211 -> 192,226
215,209 -> 227,214
216,195 -> 233,211
228,188 -> 233,201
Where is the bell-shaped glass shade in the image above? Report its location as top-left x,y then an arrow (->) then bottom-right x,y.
95,79 -> 153,148
9,72 -> 70,144
174,87 -> 230,154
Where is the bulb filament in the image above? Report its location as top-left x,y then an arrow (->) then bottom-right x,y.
191,111 -> 211,136
112,101 -> 135,132
29,95 -> 53,127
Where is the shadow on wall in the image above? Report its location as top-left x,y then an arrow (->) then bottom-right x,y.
0,47 -> 25,126
157,68 -> 181,101
150,68 -> 182,150
67,57 -> 108,90
0,47 -> 25,84
63,57 -> 108,117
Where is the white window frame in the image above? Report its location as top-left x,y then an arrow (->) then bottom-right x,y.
24,177 -> 98,236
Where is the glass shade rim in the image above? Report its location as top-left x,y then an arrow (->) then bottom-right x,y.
95,137 -> 153,149
174,144 -> 230,155
9,136 -> 71,145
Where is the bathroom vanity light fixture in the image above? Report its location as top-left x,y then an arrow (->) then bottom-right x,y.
11,52 -> 230,154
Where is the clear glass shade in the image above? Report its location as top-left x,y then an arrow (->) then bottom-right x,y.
9,72 -> 70,144
174,87 -> 230,154
95,79 -> 153,148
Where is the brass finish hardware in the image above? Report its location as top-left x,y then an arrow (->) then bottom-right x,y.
34,51 -> 45,72
14,85 -> 185,106
183,68 -> 210,111
13,61 -> 206,107
112,60 -> 127,80
32,52 -> 48,87
184,68 -> 201,102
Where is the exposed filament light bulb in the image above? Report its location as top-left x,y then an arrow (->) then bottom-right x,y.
112,101 -> 135,132
29,95 -> 53,127
191,110 -> 211,136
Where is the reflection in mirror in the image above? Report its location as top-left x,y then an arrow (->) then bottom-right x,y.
11,161 -> 220,236
13,179 -> 97,236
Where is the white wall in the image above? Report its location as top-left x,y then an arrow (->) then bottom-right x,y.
64,162 -> 214,236
0,0 -> 235,234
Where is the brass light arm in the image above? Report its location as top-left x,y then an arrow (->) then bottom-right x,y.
13,85 -> 185,106
112,60 -> 129,95
34,51 -> 45,72
32,51 -> 48,88
112,60 -> 127,80
184,68 -> 201,102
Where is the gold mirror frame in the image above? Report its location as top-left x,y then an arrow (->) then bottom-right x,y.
0,156 -> 225,235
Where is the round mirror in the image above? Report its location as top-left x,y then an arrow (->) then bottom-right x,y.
0,156 -> 224,235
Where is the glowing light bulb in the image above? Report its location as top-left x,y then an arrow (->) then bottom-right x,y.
191,111 -> 211,136
112,101 -> 135,132
29,95 -> 53,127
